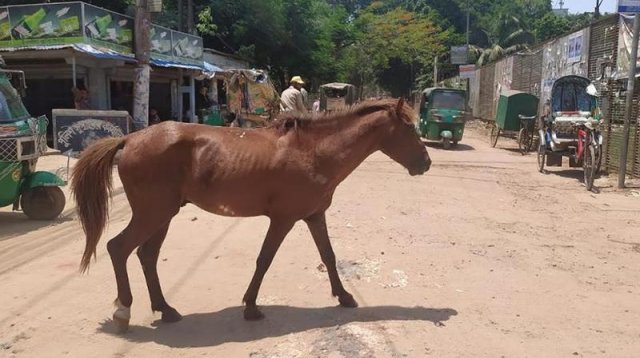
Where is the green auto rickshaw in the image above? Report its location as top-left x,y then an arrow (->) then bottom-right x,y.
0,66 -> 66,220
416,87 -> 469,149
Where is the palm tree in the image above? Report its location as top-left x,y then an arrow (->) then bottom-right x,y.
470,12 -> 535,66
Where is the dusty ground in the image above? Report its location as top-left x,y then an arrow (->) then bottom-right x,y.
1,124 -> 639,358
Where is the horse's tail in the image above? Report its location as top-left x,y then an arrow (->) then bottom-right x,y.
71,137 -> 125,273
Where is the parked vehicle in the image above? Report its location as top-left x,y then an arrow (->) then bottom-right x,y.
205,69 -> 280,128
319,83 -> 357,112
489,90 -> 539,154
536,75 -> 603,191
416,87 -> 468,149
0,65 -> 66,219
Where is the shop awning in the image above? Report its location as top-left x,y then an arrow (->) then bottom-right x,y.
0,43 -> 137,63
0,43 -> 222,74
72,44 -> 136,62
150,57 -> 207,71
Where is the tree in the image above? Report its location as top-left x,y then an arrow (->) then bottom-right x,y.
534,12 -> 571,42
595,0 -> 604,18
346,6 -> 449,96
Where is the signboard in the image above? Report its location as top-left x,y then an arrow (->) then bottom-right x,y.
2,2 -> 82,47
0,8 -> 11,45
618,0 -> 640,13
52,109 -> 130,156
459,64 -> 476,79
451,45 -> 468,65
171,30 -> 203,65
150,24 -> 173,60
567,32 -> 583,63
83,4 -> 133,54
0,2 -> 204,68
617,14 -> 640,78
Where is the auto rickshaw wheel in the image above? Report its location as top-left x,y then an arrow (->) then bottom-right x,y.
443,137 -> 451,149
21,186 -> 66,221
490,124 -> 500,148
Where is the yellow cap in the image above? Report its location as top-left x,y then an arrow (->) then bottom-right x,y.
290,76 -> 304,84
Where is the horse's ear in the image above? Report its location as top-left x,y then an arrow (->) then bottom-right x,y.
396,97 -> 405,117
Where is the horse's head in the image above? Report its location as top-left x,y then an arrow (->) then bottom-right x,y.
380,98 -> 431,176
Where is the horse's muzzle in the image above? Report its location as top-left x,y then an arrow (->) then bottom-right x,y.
409,154 -> 431,176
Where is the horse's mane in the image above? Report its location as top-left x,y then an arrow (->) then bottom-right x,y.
270,98 -> 416,133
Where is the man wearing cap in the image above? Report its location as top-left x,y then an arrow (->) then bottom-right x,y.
280,76 -> 307,113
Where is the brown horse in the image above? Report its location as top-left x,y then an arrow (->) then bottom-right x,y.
71,98 -> 431,333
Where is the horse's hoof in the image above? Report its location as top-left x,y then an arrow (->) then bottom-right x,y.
113,314 -> 130,334
244,306 -> 265,321
161,307 -> 183,323
339,293 -> 358,308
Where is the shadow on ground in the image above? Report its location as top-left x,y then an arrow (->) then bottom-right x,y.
423,141 -> 475,151
0,212 -> 73,242
99,305 -> 458,348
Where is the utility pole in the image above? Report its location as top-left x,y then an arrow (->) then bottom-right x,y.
465,0 -> 471,102
187,0 -> 194,33
133,0 -> 151,130
619,14 -> 640,188
433,56 -> 438,85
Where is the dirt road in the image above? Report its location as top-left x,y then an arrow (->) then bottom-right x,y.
1,125 -> 639,358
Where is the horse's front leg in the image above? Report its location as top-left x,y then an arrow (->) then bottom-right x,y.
242,218 -> 295,320
304,212 -> 358,308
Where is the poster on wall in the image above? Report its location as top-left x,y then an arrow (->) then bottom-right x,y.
616,14 -> 640,78
83,4 -> 133,54
52,109 -> 130,157
4,2 -> 82,46
150,24 -> 173,60
171,30 -> 204,65
567,32 -> 583,63
0,7 -> 11,45
540,28 -> 589,112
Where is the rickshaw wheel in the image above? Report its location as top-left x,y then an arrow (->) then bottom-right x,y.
518,127 -> 531,155
537,144 -> 546,173
21,186 -> 66,221
594,145 -> 603,175
584,145 -> 596,191
490,124 -> 500,148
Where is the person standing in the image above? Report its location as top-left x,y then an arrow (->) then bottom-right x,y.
280,76 -> 307,113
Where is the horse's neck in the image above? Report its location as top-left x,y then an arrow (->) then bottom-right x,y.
313,112 -> 388,181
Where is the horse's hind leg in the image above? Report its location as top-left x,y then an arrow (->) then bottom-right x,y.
304,212 -> 357,308
242,219 -> 295,320
136,222 -> 182,323
107,214 -> 170,333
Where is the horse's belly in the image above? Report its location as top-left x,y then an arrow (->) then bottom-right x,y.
188,189 -> 268,218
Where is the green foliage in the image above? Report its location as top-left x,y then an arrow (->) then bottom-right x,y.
0,0 -> 602,98
196,7 -> 217,36
535,12 -> 571,42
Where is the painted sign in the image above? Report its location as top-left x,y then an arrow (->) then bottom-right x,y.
83,3 -> 133,54
459,64 -> 476,79
451,45 -> 468,65
567,32 -> 583,63
617,14 -> 640,78
540,28 -> 590,113
171,30 -> 203,65
2,2 -> 82,47
52,109 -> 130,156
0,7 -> 11,45
618,0 -> 640,13
0,2 -> 204,68
150,24 -> 173,60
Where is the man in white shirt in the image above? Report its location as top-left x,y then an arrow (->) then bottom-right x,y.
280,76 -> 307,113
